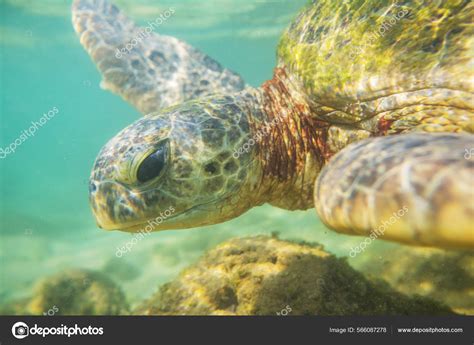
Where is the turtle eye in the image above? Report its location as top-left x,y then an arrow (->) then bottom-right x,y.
137,144 -> 167,183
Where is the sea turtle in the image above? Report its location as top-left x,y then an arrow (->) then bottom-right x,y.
72,0 -> 474,249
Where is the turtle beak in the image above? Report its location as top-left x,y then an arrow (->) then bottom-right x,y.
89,180 -> 144,230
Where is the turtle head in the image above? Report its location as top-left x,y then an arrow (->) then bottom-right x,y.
89,95 -> 259,232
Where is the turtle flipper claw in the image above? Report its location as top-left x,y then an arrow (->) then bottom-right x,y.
72,0 -> 245,115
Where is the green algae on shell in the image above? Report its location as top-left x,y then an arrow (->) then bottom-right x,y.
278,0 -> 473,113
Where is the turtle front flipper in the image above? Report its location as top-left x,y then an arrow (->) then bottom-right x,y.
72,0 -> 245,115
314,133 -> 474,249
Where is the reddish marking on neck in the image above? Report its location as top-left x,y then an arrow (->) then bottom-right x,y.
255,67 -> 333,181
377,117 -> 394,135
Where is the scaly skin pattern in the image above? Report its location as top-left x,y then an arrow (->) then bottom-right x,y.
72,0 -> 245,114
315,133 -> 474,248
89,93 -> 260,230
78,0 -> 473,248
278,0 -> 473,131
89,83 -> 329,230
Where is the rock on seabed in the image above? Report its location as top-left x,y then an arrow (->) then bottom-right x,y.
135,236 -> 453,315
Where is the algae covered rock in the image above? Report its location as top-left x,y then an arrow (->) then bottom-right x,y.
28,269 -> 129,315
135,236 -> 452,315
355,247 -> 474,315
0,298 -> 30,315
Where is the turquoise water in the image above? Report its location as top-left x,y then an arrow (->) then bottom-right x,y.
0,0 -> 471,313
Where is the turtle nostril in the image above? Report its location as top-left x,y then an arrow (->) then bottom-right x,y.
89,181 -> 97,193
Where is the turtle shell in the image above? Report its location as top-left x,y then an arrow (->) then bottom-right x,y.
277,0 -> 473,125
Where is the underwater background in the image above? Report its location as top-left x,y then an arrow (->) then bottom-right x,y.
0,0 -> 472,314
